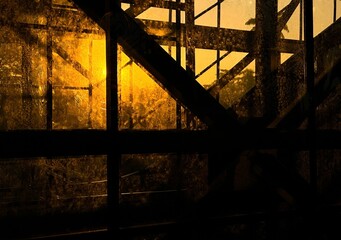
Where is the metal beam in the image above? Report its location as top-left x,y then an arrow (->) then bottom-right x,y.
141,20 -> 301,53
125,0 -> 186,17
0,129 -> 341,158
125,0 -> 154,17
207,53 -> 254,96
277,0 -> 300,32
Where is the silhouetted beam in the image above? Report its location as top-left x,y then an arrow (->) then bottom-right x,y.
72,1 -> 239,129
207,53 -> 255,96
125,0 -> 185,17
121,204 -> 341,236
271,57 -> 341,129
191,25 -> 252,52
125,0 -> 154,17
118,129 -> 341,153
0,130 -> 109,158
1,129 -> 341,158
53,42 -> 92,80
142,20 -> 252,52
277,0 -> 300,31
278,39 -> 304,53
142,19 -> 301,53
1,210 -> 108,240
0,16 -> 103,35
49,8 -> 102,33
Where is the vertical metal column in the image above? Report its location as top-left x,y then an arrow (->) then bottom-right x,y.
168,2 -> 173,55
105,0 -> 119,238
176,0 -> 182,129
175,0 -> 183,214
216,0 -> 221,101
334,0 -> 337,22
185,0 -> 195,76
128,61 -> 134,129
46,0 -> 53,130
300,0 -> 303,41
303,1 -> 318,238
185,0 -> 195,129
304,0 -> 317,191
22,38 -> 32,128
207,1 -> 226,183
255,0 -> 280,120
88,40 -> 93,128
255,1 -> 280,237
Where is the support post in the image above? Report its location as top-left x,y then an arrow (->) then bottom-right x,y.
255,0 -> 280,120
304,0 -> 317,192
105,0 -> 120,238
185,0 -> 196,129
46,1 -> 53,130
176,0 -> 182,129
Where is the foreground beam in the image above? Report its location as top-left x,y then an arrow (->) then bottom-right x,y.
0,129 -> 341,158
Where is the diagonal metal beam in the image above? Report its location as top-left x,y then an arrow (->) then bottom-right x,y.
194,0 -> 225,20
277,0 -> 300,32
53,42 -> 92,80
195,51 -> 231,79
207,53 -> 255,96
72,0 -> 240,129
125,0 -> 154,17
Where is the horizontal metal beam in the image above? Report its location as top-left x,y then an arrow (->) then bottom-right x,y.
0,129 -> 341,158
1,210 -> 108,240
142,20 -> 302,53
125,0 -> 186,17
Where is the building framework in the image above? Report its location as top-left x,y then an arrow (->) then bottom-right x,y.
1,0 -> 341,239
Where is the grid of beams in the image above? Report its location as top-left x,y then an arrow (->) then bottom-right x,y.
1,0 -> 341,239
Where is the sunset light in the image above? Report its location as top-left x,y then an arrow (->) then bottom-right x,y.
1,0 -> 341,239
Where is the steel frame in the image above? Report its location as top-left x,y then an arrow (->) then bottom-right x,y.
1,0 -> 341,239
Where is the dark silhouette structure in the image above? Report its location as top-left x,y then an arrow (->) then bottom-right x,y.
1,0 -> 341,239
